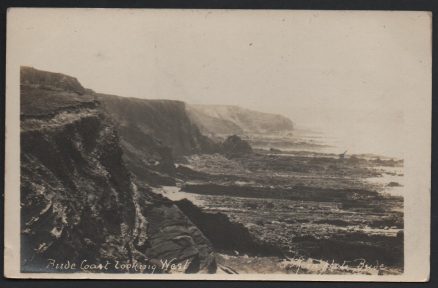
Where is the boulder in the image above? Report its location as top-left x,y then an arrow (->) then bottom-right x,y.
221,135 -> 253,157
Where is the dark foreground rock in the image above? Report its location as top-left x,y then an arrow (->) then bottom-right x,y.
143,195 -> 216,273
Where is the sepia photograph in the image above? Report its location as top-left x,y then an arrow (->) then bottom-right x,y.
4,8 -> 431,281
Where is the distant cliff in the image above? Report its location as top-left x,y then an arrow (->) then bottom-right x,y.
187,104 -> 294,136
20,67 -> 216,273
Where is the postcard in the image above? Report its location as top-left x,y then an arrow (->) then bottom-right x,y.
4,8 -> 431,281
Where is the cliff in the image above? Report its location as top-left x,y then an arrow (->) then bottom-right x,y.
21,66 -> 86,95
95,94 -> 219,186
186,104 -> 294,137
20,67 -> 216,273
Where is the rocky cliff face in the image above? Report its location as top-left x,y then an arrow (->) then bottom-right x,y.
20,67 -> 216,273
95,94 -> 219,186
186,104 -> 294,137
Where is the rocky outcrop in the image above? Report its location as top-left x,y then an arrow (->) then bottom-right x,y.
20,67 -> 216,273
142,195 -> 216,273
95,94 -> 219,186
187,104 -> 294,137
175,199 -> 283,257
221,135 -> 253,158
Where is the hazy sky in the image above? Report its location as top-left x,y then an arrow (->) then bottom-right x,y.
8,9 -> 431,157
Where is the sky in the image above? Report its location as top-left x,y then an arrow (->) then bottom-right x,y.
8,9 -> 432,157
